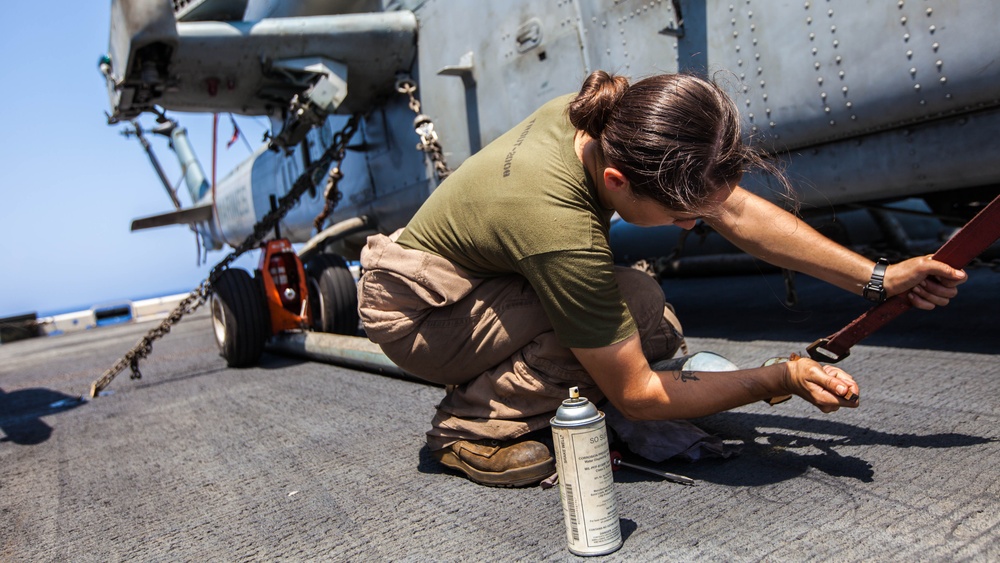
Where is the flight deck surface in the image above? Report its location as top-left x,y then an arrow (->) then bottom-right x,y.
2,271 -> 997,561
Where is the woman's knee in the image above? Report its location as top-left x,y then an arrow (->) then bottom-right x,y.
614,267 -> 666,316
614,267 -> 684,358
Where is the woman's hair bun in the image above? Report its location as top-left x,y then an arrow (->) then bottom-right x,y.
568,70 -> 630,138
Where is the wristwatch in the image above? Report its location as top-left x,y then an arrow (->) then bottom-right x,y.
862,258 -> 890,303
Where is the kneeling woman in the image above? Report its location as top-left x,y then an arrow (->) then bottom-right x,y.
357,70 -> 965,487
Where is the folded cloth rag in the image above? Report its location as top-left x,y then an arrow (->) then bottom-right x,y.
603,352 -> 745,462
604,403 -> 741,462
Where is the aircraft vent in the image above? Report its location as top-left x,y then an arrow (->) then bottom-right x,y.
173,0 -> 248,22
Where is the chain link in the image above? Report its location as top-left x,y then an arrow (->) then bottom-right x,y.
312,161 -> 346,234
89,115 -> 361,398
396,77 -> 452,180
88,282 -> 210,398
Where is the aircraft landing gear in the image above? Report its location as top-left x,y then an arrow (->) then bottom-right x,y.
210,241 -> 359,368
211,268 -> 269,367
305,253 -> 359,336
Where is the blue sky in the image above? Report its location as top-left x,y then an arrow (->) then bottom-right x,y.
0,3 -> 261,317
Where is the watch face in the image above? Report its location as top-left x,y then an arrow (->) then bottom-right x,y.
864,285 -> 885,302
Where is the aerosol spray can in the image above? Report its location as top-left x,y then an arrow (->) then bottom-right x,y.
551,387 -> 622,556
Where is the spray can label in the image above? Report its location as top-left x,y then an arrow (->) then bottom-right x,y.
551,388 -> 622,556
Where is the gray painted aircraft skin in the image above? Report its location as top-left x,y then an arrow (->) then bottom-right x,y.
102,0 -> 1000,262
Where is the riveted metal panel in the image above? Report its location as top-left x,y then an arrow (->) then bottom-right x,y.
742,106 -> 1000,208
574,0 -> 682,77
414,0 -> 588,167
414,0 -> 687,169
706,0 -> 1000,153
498,1 -> 588,134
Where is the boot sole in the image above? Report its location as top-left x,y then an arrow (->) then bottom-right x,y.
435,450 -> 555,488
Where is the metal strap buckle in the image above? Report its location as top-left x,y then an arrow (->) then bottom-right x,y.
806,338 -> 850,363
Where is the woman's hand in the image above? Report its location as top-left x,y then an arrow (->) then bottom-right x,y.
885,256 -> 967,310
784,357 -> 860,413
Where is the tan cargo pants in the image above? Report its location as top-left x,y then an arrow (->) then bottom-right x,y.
358,231 -> 685,451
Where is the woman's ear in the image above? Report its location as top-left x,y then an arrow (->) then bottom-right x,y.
603,167 -> 629,192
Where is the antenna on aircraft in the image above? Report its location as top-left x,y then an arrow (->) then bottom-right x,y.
121,120 -> 181,211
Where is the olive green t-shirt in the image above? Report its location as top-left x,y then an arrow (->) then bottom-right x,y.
395,94 -> 637,349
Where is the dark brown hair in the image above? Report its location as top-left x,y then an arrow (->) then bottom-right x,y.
568,70 -> 787,213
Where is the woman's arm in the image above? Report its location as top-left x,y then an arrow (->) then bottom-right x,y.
572,332 -> 858,420
705,186 -> 966,309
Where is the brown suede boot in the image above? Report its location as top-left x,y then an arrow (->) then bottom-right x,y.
432,436 -> 555,487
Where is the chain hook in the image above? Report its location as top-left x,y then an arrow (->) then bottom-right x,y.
396,74 -> 451,180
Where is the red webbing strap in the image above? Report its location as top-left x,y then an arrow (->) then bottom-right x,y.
807,193 -> 1000,363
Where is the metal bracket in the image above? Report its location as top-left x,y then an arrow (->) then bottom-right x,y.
437,51 -> 482,154
659,0 -> 686,38
270,57 -> 349,150
438,51 -> 477,89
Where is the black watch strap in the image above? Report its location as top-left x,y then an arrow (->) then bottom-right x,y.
862,258 -> 889,302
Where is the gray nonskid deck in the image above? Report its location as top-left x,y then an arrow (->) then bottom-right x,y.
2,271 -> 997,561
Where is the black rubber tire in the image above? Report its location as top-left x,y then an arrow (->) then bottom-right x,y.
210,268 -> 268,367
305,253 -> 359,335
